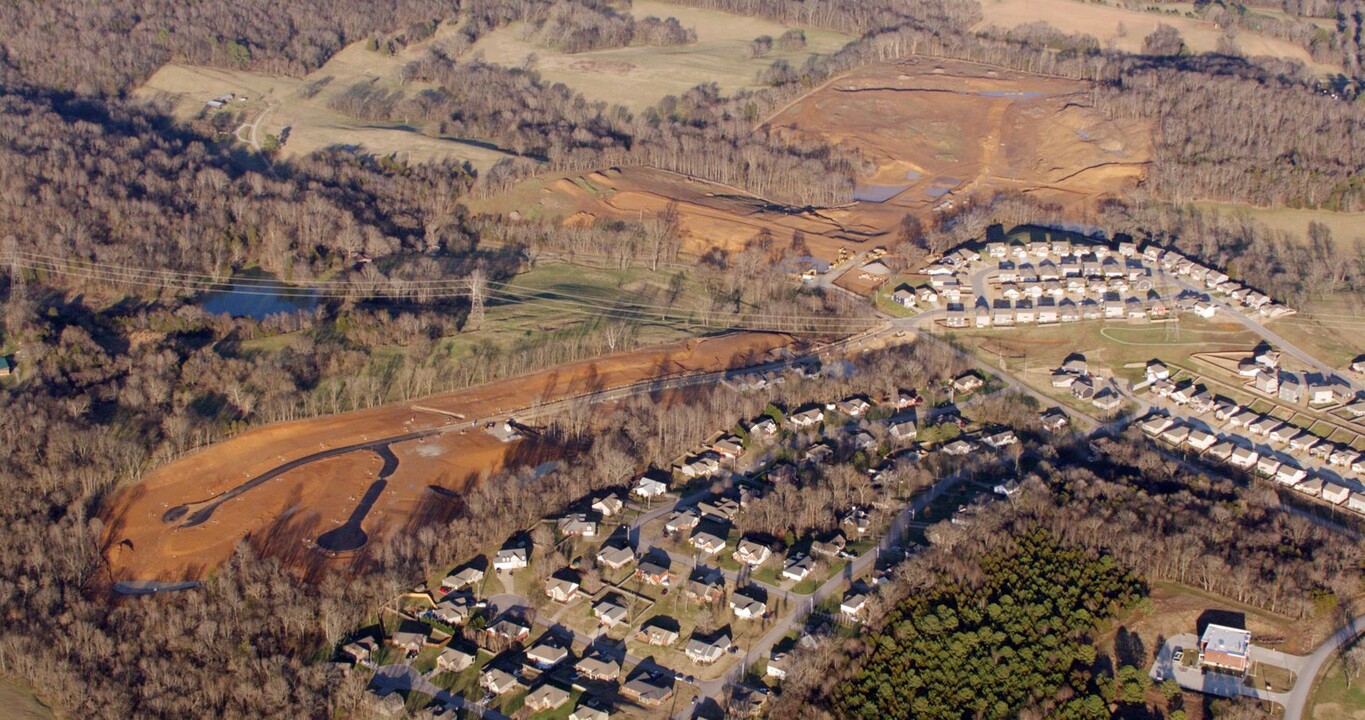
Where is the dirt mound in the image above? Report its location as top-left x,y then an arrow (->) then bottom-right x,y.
101,332 -> 796,582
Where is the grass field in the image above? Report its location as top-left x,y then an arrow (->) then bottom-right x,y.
0,679 -> 56,720
1193,203 -> 1365,249
977,0 -> 1340,75
135,25 -> 518,173
468,0 -> 853,112
1307,636 -> 1365,720
950,318 -> 1258,384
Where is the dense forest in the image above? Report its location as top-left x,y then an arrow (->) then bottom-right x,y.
836,529 -> 1143,719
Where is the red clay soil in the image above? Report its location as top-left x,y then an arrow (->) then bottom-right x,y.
101,332 -> 795,582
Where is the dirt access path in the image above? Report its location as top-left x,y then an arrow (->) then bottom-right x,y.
101,333 -> 794,582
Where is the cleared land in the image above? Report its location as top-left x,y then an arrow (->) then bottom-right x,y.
766,57 -> 1152,229
135,27 -> 517,173
977,0 -> 1340,75
471,166 -> 872,262
468,0 -> 853,112
101,332 -> 795,582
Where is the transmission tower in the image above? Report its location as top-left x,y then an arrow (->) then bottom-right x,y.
467,269 -> 486,331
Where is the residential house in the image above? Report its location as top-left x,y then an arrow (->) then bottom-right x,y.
635,560 -> 672,587
481,667 -> 522,696
592,494 -> 623,517
698,496 -> 740,521
1279,373 -> 1304,403
427,595 -> 473,627
486,618 -> 530,643
493,547 -> 529,572
1170,383 -> 1197,405
1351,493 -> 1365,514
621,673 -> 674,707
1014,299 -> 1036,324
1161,424 -> 1191,446
1253,371 -> 1279,395
841,592 -> 869,619
993,302 -> 1016,327
575,654 -> 621,682
526,685 -> 571,713
545,577 -> 580,604
953,373 -> 984,394
1071,376 -> 1096,401
1186,429 -> 1217,452
1295,477 -> 1325,498
527,637 -> 569,669
1228,447 -> 1259,469
1268,424 -> 1299,445
436,645 -> 475,673
889,419 -> 918,441
892,288 -> 918,309
1248,416 -> 1279,436
593,599 -> 629,628
730,590 -> 768,620
748,417 -> 778,438
1040,408 -> 1070,432
836,396 -> 872,418
1323,481 -> 1352,505
441,566 -> 484,594
983,429 -> 1018,448
994,478 -> 1022,497
690,530 -> 727,556
1343,401 -> 1365,419
1059,298 -> 1079,322
664,509 -> 701,535
597,544 -> 636,571
1330,448 -> 1361,468
1092,389 -> 1121,411
685,632 -> 732,665
557,513 -> 598,538
810,534 -> 847,559
340,637 -> 378,666
1205,441 -> 1236,462
946,305 -> 969,328
788,408 -> 825,429
941,439 -> 975,456
733,539 -> 772,566
713,435 -> 745,459
1146,360 -> 1170,381
636,622 -> 679,647
801,443 -> 834,466
679,452 -> 722,478
1255,456 -> 1282,477
1275,464 -> 1308,486
633,476 -> 668,498
686,575 -> 725,605
1037,297 -> 1059,324
1227,410 -> 1260,430
782,554 -> 814,582
976,304 -> 993,328
767,652 -> 790,680
1141,415 -> 1176,437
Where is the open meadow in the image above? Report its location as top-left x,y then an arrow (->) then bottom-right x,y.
976,0 -> 1340,75
467,0 -> 853,112
135,27 -> 518,173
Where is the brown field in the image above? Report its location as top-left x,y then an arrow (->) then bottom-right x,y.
135,27 -> 518,173
766,57 -> 1153,228
471,165 -> 875,263
978,0 -> 1340,75
1193,202 -> 1365,249
467,0 -> 853,113
101,332 -> 795,582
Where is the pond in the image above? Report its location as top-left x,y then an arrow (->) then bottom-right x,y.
198,278 -> 319,320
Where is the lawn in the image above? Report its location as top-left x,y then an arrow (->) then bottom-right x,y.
0,678 -> 55,720
467,0 -> 853,112
1306,636 -> 1365,720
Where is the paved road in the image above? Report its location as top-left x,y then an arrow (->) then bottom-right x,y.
1164,271 -> 1357,393
1283,614 -> 1365,720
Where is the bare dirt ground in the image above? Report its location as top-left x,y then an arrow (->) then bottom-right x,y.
766,57 -> 1154,229
135,27 -> 517,173
471,166 -> 876,263
978,0 -> 1340,75
480,57 -> 1154,269
101,332 -> 794,582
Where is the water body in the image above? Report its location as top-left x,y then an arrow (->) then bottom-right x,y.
199,278 -> 319,320
853,184 -> 911,203
979,90 -> 1043,99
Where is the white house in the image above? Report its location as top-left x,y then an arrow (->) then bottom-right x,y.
493,547 -> 528,572
733,539 -> 772,566
634,476 -> 668,498
1323,481 -> 1352,505
729,590 -> 768,620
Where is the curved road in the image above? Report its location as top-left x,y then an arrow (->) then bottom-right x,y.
1284,614 -> 1365,720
